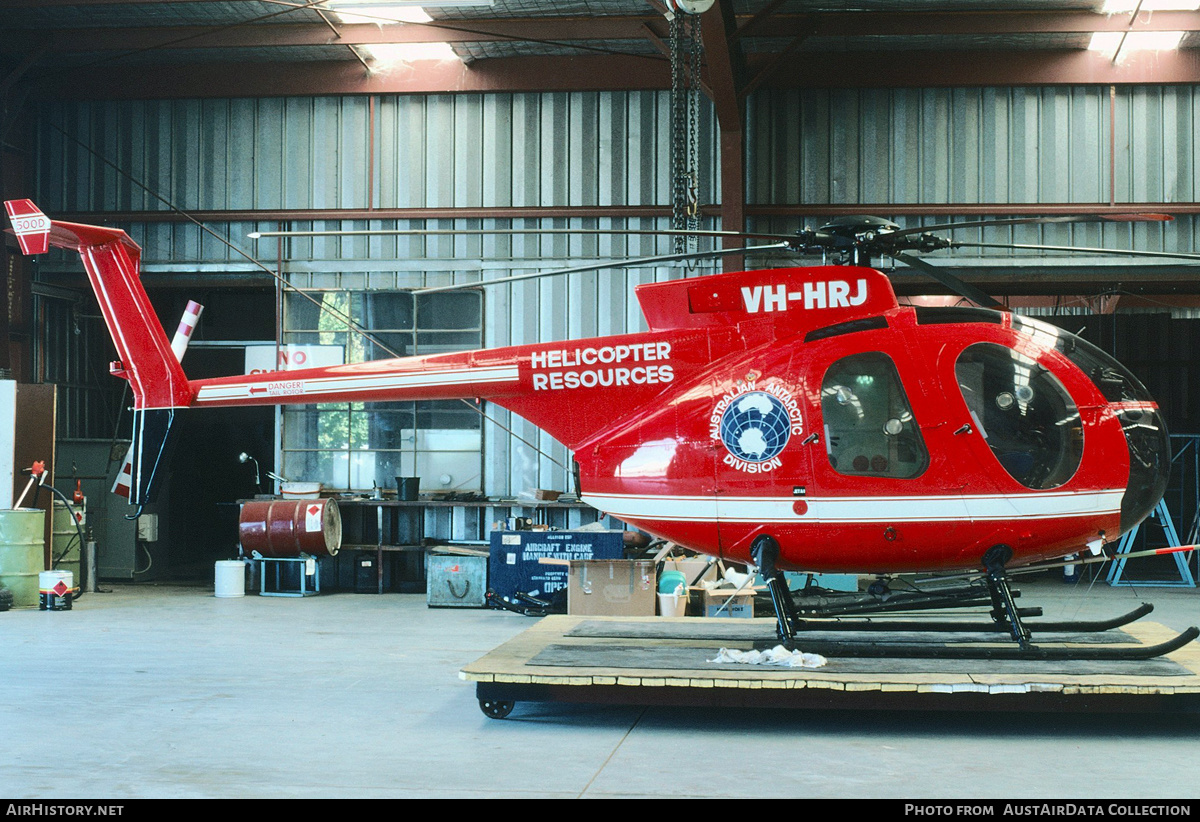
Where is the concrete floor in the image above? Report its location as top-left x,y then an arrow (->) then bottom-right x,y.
2,570 -> 1199,799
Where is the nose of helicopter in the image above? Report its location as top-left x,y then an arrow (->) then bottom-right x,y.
1116,401 -> 1171,534
1015,316 -> 1170,536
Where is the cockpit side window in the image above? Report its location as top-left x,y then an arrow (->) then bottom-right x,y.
821,352 -> 929,478
954,343 -> 1083,490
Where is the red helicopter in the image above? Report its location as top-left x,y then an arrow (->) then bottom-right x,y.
6,198 -> 1198,660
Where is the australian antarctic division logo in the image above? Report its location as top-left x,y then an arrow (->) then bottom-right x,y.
710,378 -> 804,474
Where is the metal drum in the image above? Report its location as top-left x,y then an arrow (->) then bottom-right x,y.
0,508 -> 46,608
238,498 -> 341,558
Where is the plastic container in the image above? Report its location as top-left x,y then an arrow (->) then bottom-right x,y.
657,591 -> 689,617
214,560 -> 247,598
658,569 -> 687,595
396,476 -> 420,501
281,481 -> 322,499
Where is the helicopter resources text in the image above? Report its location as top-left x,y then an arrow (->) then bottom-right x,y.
529,343 -> 673,391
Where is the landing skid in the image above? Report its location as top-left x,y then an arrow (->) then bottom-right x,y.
761,625 -> 1200,662
794,602 -> 1156,635
750,535 -> 1200,662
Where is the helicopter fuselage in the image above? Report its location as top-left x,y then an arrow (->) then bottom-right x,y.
189,265 -> 1167,575
7,201 -> 1169,577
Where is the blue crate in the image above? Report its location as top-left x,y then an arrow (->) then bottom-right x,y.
488,530 -> 624,600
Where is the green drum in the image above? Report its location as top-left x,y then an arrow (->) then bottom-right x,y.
0,508 -> 46,608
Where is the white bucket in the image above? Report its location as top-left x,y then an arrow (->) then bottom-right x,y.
281,481 -> 322,500
657,591 -> 688,617
214,560 -> 246,598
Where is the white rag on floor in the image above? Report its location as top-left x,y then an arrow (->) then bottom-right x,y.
709,645 -> 827,669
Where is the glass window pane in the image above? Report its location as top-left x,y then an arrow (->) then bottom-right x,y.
280,289 -> 484,492
282,450 -> 345,489
417,292 -> 482,330
351,404 -> 416,450
416,330 -> 484,354
359,291 -> 414,330
821,352 -> 928,479
955,343 -> 1083,490
417,400 -> 483,430
365,331 -> 414,360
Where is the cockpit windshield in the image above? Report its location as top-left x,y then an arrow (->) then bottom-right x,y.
1012,316 -> 1170,531
1012,316 -> 1154,404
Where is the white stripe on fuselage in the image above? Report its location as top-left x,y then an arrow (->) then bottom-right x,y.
581,490 -> 1125,524
194,364 -> 520,404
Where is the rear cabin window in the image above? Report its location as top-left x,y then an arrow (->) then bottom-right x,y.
821,352 -> 929,479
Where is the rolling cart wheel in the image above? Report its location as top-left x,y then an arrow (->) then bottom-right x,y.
479,698 -> 515,719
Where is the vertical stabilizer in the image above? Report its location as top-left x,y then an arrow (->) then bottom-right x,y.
4,199 -> 50,255
5,200 -> 192,504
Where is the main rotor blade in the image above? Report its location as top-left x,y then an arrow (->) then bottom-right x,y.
952,241 -> 1200,261
883,212 -> 1173,240
249,227 -> 801,242
889,251 -> 1004,310
416,242 -> 791,294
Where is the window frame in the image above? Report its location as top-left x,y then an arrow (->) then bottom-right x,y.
279,288 -> 485,493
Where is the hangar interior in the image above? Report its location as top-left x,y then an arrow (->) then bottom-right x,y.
4,0 -> 1200,800
6,0 -> 1200,580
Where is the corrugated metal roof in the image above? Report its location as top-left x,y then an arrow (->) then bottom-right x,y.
6,0 -> 1200,95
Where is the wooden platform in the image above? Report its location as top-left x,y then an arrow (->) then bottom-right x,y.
460,615 -> 1200,717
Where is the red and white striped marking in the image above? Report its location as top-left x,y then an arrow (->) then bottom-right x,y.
194,364 -> 520,404
111,457 -> 133,498
170,300 -> 204,361
582,489 -> 1126,525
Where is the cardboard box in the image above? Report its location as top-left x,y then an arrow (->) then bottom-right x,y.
566,559 -> 656,616
698,587 -> 755,619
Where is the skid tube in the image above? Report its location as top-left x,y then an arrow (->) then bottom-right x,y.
749,535 -> 1200,662
790,602 -> 1156,635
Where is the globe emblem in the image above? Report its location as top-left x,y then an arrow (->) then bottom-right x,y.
718,391 -> 792,462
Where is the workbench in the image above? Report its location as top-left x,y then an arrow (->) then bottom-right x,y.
333,497 -> 608,594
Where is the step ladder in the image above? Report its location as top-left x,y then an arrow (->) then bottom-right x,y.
1106,499 -> 1196,588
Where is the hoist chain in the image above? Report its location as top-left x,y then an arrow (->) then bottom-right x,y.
670,12 -> 703,258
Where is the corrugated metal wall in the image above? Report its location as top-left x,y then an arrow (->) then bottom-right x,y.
31,85 -> 1200,491
749,87 -> 1113,204
34,92 -> 720,495
745,86 -> 1200,251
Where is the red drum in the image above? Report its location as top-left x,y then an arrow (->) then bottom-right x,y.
238,499 -> 342,558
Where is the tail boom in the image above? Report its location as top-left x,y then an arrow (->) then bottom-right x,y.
188,355 -> 522,408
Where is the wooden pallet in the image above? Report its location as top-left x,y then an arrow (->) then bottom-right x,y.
460,615 -> 1200,717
